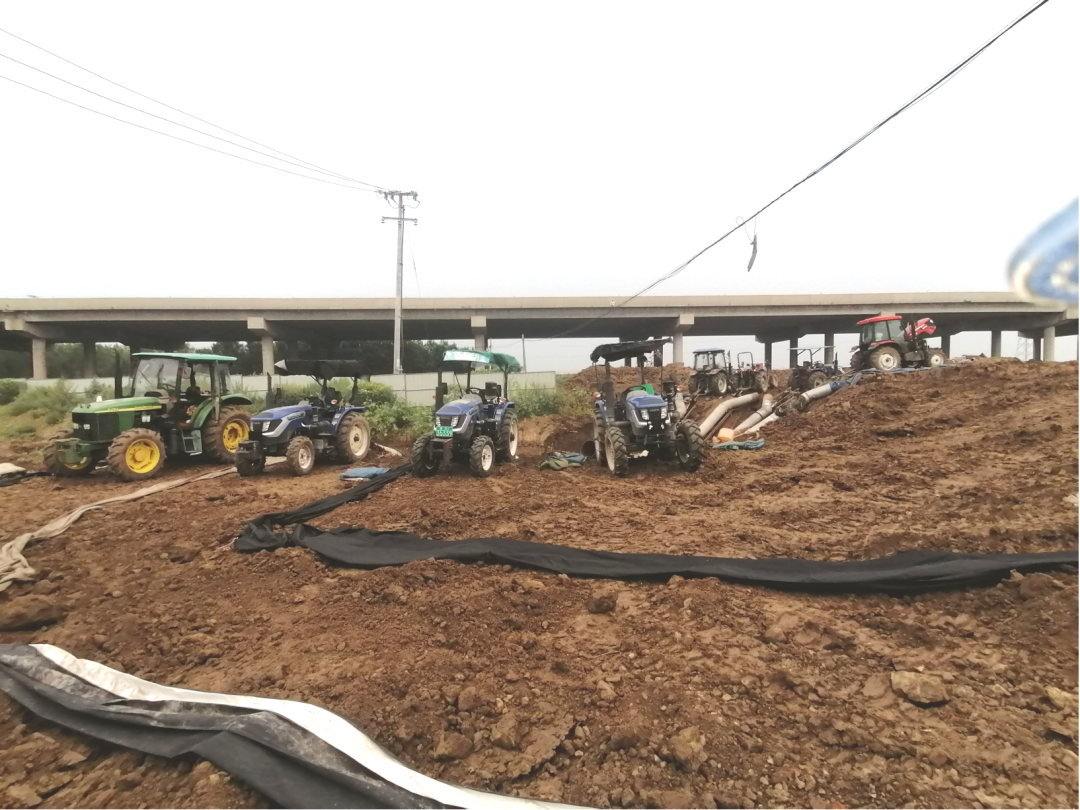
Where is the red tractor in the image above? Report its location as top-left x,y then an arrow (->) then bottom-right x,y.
849,315 -> 947,371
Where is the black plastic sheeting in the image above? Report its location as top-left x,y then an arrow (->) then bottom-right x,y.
0,645 -> 443,809
247,464 -> 413,528
236,524 -> 1078,594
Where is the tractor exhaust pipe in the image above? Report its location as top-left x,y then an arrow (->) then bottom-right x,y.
699,392 -> 759,439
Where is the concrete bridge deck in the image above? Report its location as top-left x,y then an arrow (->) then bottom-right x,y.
3,293 -> 1075,377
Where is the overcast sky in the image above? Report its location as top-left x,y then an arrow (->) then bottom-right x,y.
1,1 -> 1076,369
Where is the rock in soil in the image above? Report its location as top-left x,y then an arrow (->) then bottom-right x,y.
0,595 -> 65,631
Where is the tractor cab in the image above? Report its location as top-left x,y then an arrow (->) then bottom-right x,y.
851,315 -> 945,371
412,349 -> 522,478
692,349 -> 729,372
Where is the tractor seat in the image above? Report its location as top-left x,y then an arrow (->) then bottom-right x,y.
461,393 -> 483,404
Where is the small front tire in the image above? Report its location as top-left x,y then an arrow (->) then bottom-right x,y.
469,435 -> 495,478
285,435 -> 316,476
926,348 -> 946,368
44,430 -> 96,477
604,427 -> 629,477
411,436 -> 440,477
107,428 -> 166,482
236,456 -> 265,477
674,420 -> 705,472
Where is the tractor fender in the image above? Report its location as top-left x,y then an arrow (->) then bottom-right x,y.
493,401 -> 513,422
594,401 -> 614,425
191,394 -> 253,429
330,405 -> 368,425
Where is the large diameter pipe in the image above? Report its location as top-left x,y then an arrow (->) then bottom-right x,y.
797,380 -> 844,411
699,392 -> 759,438
732,394 -> 776,436
739,412 -> 780,436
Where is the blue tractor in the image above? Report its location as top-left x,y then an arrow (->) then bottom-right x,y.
412,349 -> 521,478
591,339 -> 705,477
235,359 -> 372,477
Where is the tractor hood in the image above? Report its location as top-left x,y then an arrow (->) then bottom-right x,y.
72,396 -> 161,414
437,397 -> 483,417
253,404 -> 309,421
624,392 -> 667,409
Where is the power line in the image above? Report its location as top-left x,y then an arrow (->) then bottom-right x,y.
0,73 -> 370,191
541,0 -> 1051,341
0,26 -> 386,191
0,51 -> 382,191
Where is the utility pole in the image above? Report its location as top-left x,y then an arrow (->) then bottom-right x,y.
380,190 -> 418,374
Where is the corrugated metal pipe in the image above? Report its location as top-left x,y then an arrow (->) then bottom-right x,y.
698,392 -> 759,439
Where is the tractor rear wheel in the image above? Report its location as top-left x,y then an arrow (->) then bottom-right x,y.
926,349 -> 946,368
107,428 -> 166,482
710,375 -> 728,396
43,430 -> 96,477
870,346 -> 901,371
754,370 -> 770,393
285,435 -> 316,476
411,436 -> 440,477
469,435 -> 495,478
604,427 -> 629,477
335,412 -> 371,463
806,371 -> 828,390
203,407 -> 252,463
674,420 -> 705,472
496,411 -> 518,462
849,351 -> 866,371
235,456 -> 265,477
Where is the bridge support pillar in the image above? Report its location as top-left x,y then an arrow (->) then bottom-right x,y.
671,332 -> 683,368
824,334 -> 835,365
471,316 -> 487,350
789,338 -> 799,370
261,335 -> 275,375
940,334 -> 951,358
667,314 -> 694,366
32,339 -> 48,380
990,330 -> 1001,358
763,342 -> 772,368
82,342 -> 97,378
1043,326 -> 1056,362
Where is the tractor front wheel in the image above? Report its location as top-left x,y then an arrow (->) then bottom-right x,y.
870,346 -> 901,371
235,456 -> 265,477
496,411 -> 518,462
806,371 -> 828,390
675,420 -> 705,472
926,349 -> 946,368
107,429 -> 166,482
411,436 -> 440,477
604,427 -> 629,477
43,430 -> 96,477
335,413 -> 372,464
285,435 -> 316,476
469,435 -> 495,478
203,407 -> 252,463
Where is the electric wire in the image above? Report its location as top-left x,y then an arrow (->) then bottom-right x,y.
0,26 -> 387,191
538,0 -> 1051,341
0,73 -> 369,191
0,51 -> 382,191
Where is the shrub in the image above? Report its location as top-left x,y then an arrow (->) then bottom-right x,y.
0,379 -> 26,405
352,381 -> 396,408
0,420 -> 37,439
84,380 -> 110,399
511,386 -> 560,418
1,380 -> 79,420
366,401 -> 432,441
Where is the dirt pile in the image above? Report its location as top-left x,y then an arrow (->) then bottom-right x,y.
0,360 -> 1076,809
564,364 -> 692,394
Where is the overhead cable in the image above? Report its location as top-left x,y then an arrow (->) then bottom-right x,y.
0,26 -> 386,191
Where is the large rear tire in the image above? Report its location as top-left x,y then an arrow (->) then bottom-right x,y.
675,420 -> 705,472
107,428 -> 166,482
469,435 -> 495,478
496,410 -> 518,462
593,415 -> 606,465
285,435 -> 316,476
710,375 -> 729,396
849,351 -> 867,372
411,436 -> 440,477
335,412 -> 371,463
754,370 -> 770,393
870,346 -> 901,371
203,406 -> 252,463
806,371 -> 828,390
604,427 -> 629,477
43,430 -> 96,477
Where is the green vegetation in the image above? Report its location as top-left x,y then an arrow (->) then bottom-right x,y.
0,379 -> 26,406
0,380 -> 80,423
511,385 -> 593,419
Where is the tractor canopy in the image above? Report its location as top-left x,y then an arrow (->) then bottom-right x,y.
273,359 -> 370,379
440,349 -> 522,373
590,339 -> 669,364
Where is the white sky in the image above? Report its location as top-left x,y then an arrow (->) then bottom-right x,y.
1,1 -> 1076,370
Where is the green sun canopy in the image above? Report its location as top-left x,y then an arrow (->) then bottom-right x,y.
441,349 -> 522,372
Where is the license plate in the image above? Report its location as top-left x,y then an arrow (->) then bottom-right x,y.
435,426 -> 453,438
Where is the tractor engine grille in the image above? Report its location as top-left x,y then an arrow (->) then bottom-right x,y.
71,412 -> 120,442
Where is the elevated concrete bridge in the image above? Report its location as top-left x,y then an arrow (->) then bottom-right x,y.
3,293 -> 1075,378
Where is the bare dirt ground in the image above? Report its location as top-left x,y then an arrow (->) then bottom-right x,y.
1,358 -> 1077,809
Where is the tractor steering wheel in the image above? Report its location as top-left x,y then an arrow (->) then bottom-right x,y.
466,386 -> 484,396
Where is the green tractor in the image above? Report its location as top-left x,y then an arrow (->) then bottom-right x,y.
43,352 -> 253,482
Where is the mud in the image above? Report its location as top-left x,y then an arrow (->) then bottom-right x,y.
0,359 -> 1077,809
